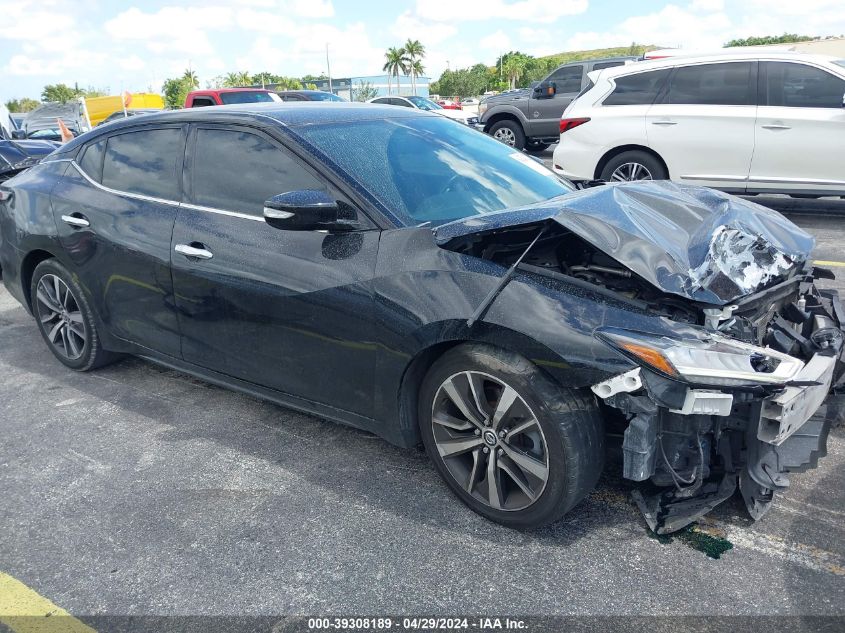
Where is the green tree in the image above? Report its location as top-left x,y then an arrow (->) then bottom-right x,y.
404,39 -> 426,95
253,71 -> 283,87
726,33 -> 816,47
162,76 -> 194,108
182,69 -> 199,89
301,73 -> 328,82
351,80 -> 379,102
222,71 -> 252,87
502,53 -> 529,90
5,97 -> 40,112
41,83 -> 84,103
305,82 -> 318,90
383,46 -> 409,95
273,77 -> 303,90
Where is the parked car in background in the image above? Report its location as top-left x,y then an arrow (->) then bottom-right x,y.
1,104 -> 842,535
437,98 -> 462,110
461,98 -> 480,106
276,90 -> 347,102
367,95 -> 479,126
184,88 -> 282,108
552,52 -> 845,197
14,101 -> 89,141
98,108 -> 161,126
85,93 -> 164,127
478,57 -> 637,152
10,113 -> 25,131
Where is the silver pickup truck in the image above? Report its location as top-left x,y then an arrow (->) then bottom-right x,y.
478,56 -> 637,152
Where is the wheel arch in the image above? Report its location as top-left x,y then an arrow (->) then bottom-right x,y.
594,144 -> 669,181
19,248 -> 58,312
482,110 -> 527,134
395,323 -> 583,447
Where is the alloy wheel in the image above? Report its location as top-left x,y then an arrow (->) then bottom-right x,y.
430,371 -> 550,511
610,162 -> 653,182
492,128 -> 516,147
35,274 -> 87,361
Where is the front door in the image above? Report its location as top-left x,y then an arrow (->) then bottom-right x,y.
50,125 -> 186,356
170,124 -> 380,418
748,61 -> 845,194
530,64 -> 584,137
646,61 -> 757,191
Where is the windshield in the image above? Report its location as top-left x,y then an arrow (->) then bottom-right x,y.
309,92 -> 346,102
407,95 -> 442,111
834,59 -> 845,71
28,128 -> 73,140
294,115 -> 574,226
220,91 -> 279,105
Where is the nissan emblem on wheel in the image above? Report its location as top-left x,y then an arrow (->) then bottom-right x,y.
1,102 -> 843,536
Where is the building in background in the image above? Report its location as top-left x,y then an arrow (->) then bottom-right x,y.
310,74 -> 431,100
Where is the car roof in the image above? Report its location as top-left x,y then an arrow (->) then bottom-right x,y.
189,88 -> 273,95
58,102 -> 429,153
594,51 -> 841,78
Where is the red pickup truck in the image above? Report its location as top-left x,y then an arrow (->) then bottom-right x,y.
184,88 -> 281,108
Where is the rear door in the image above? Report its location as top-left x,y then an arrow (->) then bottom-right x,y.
748,61 -> 845,194
645,61 -> 757,190
171,124 -> 380,417
530,64 -> 584,137
50,125 -> 186,356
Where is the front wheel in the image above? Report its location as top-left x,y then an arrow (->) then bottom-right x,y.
31,259 -> 118,371
419,344 -> 604,529
525,141 -> 551,154
488,120 -> 526,151
600,150 -> 668,182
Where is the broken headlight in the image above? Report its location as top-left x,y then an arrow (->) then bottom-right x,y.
597,327 -> 805,387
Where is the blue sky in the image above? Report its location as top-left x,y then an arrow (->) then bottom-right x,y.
1,0 -> 843,99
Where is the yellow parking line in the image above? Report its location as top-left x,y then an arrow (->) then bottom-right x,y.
815,260 -> 845,267
0,572 -> 96,633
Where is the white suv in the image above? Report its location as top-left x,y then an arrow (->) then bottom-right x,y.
552,52 -> 845,197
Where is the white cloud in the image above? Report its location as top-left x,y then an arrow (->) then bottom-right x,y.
688,0 -> 723,11
105,6 -> 234,56
415,0 -> 588,22
479,30 -> 512,52
391,11 -> 457,45
286,0 -> 334,19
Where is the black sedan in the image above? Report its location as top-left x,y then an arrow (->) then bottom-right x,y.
0,103 -> 842,533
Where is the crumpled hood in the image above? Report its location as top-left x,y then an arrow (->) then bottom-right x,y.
434,181 -> 815,305
0,139 -> 59,176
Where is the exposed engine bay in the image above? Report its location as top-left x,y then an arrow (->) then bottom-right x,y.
438,195 -> 845,534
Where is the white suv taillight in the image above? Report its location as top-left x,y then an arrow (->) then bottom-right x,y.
560,117 -> 590,134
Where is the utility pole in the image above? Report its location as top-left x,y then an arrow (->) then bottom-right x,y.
326,44 -> 333,94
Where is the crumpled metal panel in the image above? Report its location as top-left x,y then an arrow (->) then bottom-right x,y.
0,139 -> 59,178
434,181 -> 815,305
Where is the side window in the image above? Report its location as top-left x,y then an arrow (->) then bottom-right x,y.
371,98 -> 389,105
548,65 -> 584,93
393,98 -> 413,107
190,97 -> 216,107
764,62 -> 845,108
102,128 -> 183,200
662,62 -> 755,105
191,128 -> 325,216
604,69 -> 671,106
77,138 -> 106,182
593,61 -> 625,71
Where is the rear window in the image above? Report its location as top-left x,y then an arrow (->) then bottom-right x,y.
101,128 -> 183,200
662,62 -> 755,106
763,62 -> 845,108
604,69 -> 671,106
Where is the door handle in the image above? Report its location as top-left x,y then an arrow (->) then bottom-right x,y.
762,124 -> 791,130
61,214 -> 90,228
175,243 -> 213,260
651,120 -> 677,126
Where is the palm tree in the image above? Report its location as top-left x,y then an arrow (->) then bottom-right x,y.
182,69 -> 199,89
403,39 -> 426,95
223,71 -> 252,88
383,47 -> 409,95
503,56 -> 524,90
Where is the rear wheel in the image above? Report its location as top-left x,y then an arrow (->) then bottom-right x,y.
600,150 -> 668,182
419,343 -> 604,529
31,259 -> 118,371
488,120 -> 526,151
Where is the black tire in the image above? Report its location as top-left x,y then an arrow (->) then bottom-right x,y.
419,343 -> 604,529
600,150 -> 668,182
30,258 -> 118,371
488,120 -> 526,151
525,141 -> 551,154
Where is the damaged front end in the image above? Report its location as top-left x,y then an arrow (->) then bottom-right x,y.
435,181 -> 844,534
592,273 -> 845,534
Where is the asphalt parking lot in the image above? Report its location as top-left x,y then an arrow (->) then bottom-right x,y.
1,206 -> 844,622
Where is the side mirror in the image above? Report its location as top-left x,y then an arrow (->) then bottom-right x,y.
534,81 -> 556,99
263,189 -> 353,231
11,129 -> 26,139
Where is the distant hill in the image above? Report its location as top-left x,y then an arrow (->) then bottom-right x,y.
532,44 -> 660,68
